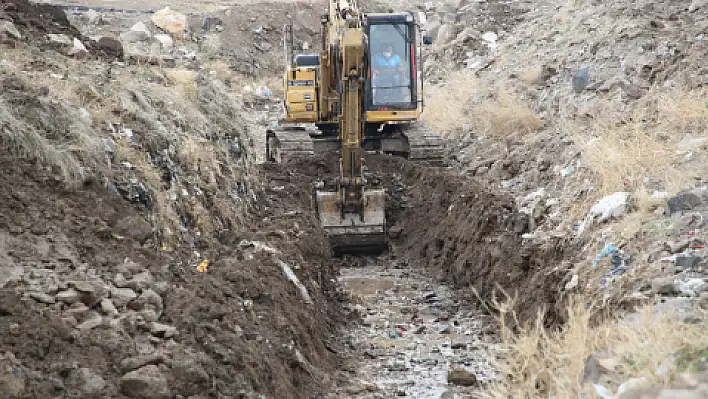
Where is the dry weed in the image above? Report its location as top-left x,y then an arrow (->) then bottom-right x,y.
479,297 -> 708,398
166,69 -> 199,100
472,88 -> 543,138
420,70 -> 479,135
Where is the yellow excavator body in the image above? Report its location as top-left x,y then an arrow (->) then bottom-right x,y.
267,0 -> 440,253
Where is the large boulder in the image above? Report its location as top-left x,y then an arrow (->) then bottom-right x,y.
151,7 -> 187,37
119,365 -> 170,399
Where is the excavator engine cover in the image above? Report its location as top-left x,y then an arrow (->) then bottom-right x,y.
315,188 -> 386,254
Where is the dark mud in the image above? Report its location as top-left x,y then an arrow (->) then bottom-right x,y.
0,151 -> 344,398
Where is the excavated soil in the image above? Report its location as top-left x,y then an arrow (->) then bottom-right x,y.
0,147 -> 345,397
375,156 -> 570,326
280,154 -> 569,326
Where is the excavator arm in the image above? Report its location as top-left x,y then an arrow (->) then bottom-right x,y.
315,0 -> 386,254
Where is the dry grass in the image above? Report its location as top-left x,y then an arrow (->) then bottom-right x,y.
420,70 -> 479,135
166,69 -> 199,100
578,86 -> 707,200
472,87 -> 543,138
479,298 -> 708,398
421,70 -> 542,138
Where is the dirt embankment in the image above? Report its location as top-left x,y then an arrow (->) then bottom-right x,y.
0,147 -> 346,398
0,1 -> 347,398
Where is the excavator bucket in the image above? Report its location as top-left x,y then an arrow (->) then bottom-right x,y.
315,188 -> 387,254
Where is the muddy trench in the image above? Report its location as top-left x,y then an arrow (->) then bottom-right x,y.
263,154 -> 567,398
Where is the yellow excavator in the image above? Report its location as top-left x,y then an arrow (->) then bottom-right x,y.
266,0 -> 444,254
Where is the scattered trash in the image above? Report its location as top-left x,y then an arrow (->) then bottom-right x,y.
277,260 -> 312,304
592,243 -> 618,269
561,165 -> 575,178
564,274 -> 579,290
481,31 -> 498,50
578,192 -> 630,235
118,128 -> 135,141
196,259 -> 209,273
255,86 -> 272,97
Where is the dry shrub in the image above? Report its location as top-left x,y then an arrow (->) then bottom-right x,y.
166,69 -> 198,100
479,297 -> 708,398
420,70 -> 479,135
472,88 -> 543,137
205,59 -> 234,83
578,86 -> 706,198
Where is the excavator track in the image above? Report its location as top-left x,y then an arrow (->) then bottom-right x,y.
401,124 -> 447,165
266,127 -> 315,162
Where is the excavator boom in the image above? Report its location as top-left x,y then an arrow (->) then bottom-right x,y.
315,0 -> 387,254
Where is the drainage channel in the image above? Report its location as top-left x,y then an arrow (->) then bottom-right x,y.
334,258 -> 498,398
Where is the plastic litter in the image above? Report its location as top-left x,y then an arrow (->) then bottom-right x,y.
196,259 -> 209,273
255,86 -> 272,97
592,243 -> 618,269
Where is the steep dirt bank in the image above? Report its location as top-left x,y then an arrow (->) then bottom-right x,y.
384,157 -> 569,325
0,149 -> 347,398
0,1 -> 349,397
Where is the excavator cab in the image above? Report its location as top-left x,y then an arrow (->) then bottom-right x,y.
366,17 -> 416,108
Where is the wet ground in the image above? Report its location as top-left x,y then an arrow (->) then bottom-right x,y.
335,258 -> 499,398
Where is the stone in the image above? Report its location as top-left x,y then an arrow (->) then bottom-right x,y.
120,354 -> 165,373
82,9 -> 103,25
70,368 -> 105,396
572,68 -> 589,93
47,33 -> 72,47
0,20 -> 21,40
676,256 -> 703,269
56,288 -> 80,304
119,365 -> 170,399
72,281 -> 95,293
170,358 -> 209,387
582,352 -> 621,384
29,292 -> 56,304
0,369 -> 25,397
131,289 -> 163,313
439,325 -> 452,334
97,36 -> 124,58
125,271 -> 154,292
114,216 -> 153,244
679,278 -> 706,297
668,192 -> 703,214
149,323 -> 177,338
153,34 -> 173,50
65,303 -> 91,319
447,368 -> 478,386
437,24 -> 456,44
111,287 -> 138,307
121,22 -> 151,43
201,15 -> 223,31
76,311 -> 102,330
440,390 -> 455,399
100,298 -> 119,316
151,7 -> 187,36
689,0 -> 708,12
68,38 -> 88,59
651,277 -> 679,295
